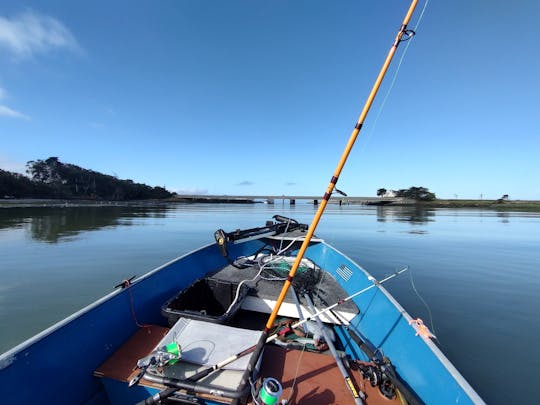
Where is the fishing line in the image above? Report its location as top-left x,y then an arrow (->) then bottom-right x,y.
285,341 -> 307,404
359,0 -> 430,153
408,265 -> 437,341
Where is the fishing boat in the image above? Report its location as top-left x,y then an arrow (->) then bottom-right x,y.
0,1 -> 485,404
0,215 -> 483,404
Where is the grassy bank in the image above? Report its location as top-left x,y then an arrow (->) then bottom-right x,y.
412,199 -> 540,211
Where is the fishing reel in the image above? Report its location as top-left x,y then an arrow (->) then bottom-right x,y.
356,361 -> 396,399
129,342 -> 181,387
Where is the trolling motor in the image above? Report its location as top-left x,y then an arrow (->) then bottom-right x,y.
214,216 -> 308,261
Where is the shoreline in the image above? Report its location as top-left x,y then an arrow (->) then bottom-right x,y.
1,198 -> 540,211
0,197 -> 258,208
411,199 -> 540,211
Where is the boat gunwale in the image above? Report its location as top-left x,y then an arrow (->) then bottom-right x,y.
321,241 -> 485,404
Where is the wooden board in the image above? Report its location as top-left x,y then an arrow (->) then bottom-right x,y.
94,325 -> 169,382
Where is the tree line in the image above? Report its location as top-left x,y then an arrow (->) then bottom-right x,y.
377,186 -> 436,201
1,157 -> 174,200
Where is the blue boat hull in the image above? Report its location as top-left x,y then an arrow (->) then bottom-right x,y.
0,237 -> 483,404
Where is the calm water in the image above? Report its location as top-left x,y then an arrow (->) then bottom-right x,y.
1,203 -> 539,404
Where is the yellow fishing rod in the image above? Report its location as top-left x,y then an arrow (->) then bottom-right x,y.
263,0 -> 419,334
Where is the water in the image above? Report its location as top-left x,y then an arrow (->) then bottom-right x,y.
0,203 -> 539,404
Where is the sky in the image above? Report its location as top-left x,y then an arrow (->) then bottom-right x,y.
1,0 -> 539,200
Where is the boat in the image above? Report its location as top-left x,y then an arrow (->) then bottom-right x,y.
0,215 -> 483,404
0,2 -> 485,404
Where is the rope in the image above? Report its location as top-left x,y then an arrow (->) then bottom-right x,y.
225,237 -> 314,314
278,219 -> 292,252
122,279 -> 151,328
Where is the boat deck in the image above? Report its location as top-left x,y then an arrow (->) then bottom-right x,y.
94,325 -> 169,385
95,324 -> 402,404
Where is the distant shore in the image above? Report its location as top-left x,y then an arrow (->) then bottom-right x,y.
0,197 -> 257,208
411,199 -> 540,211
1,198 -> 539,211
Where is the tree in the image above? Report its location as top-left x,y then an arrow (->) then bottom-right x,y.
22,157 -> 175,200
1,169 -> 53,198
377,188 -> 387,197
396,186 -> 436,201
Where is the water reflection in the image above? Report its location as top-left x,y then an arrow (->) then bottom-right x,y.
376,206 -> 435,224
0,206 -> 172,243
496,212 -> 510,224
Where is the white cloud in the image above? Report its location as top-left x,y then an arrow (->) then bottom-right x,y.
0,86 -> 30,120
0,10 -> 80,59
0,104 -> 29,120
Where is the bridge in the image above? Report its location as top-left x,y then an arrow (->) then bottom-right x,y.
172,195 -> 411,205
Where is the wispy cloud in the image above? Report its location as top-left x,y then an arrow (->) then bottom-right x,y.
0,86 -> 30,120
0,10 -> 80,59
285,182 -> 296,186
237,181 -> 254,186
0,104 -> 30,120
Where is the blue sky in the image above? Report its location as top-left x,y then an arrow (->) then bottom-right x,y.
1,1 -> 539,200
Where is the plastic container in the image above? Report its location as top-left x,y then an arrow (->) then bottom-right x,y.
161,277 -> 249,326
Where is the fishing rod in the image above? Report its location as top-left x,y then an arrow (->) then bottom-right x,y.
304,293 -> 365,404
259,0 -> 418,334
347,327 -> 424,405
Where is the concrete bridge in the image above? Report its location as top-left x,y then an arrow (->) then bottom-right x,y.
173,195 -> 411,205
